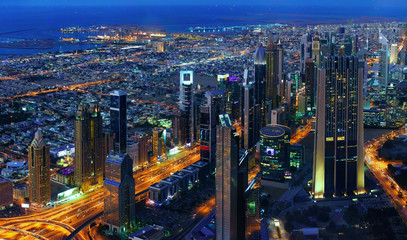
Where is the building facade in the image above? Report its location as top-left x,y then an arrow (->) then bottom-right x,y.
313,56 -> 365,198
75,103 -> 104,192
28,130 -> 51,205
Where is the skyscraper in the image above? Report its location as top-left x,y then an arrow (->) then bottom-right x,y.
75,103 -> 104,192
104,152 -> 135,233
300,33 -> 313,74
28,130 -> 50,205
254,44 -> 267,128
110,90 -> 127,154
216,114 -> 240,240
152,127 -> 166,159
242,81 -> 256,150
378,33 -> 389,92
260,125 -> 291,182
179,70 -> 194,144
313,56 -> 365,198
217,74 -> 241,122
305,59 -> 317,113
200,90 -> 225,170
312,35 -> 321,67
265,35 -> 282,119
390,43 -> 398,64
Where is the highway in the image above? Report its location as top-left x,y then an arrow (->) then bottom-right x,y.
364,127 -> 407,223
0,145 -> 201,239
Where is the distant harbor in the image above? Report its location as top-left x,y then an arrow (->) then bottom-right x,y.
189,23 -> 287,33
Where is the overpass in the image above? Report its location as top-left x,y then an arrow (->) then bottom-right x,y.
65,212 -> 103,240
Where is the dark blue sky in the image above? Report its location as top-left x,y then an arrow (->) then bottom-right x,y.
3,0 -> 406,7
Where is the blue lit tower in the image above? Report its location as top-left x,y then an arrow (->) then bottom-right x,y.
110,90 -> 127,154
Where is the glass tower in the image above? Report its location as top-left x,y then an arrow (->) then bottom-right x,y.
110,90 -> 127,154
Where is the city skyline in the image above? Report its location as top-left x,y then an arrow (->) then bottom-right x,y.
0,2 -> 407,239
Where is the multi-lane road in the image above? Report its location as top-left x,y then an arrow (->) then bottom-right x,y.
364,128 -> 407,223
0,145 -> 201,239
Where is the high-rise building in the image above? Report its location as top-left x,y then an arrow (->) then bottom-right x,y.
290,143 -> 304,170
217,74 -> 241,122
133,132 -> 149,168
242,82 -> 256,150
265,36 -> 282,113
215,114 -> 240,240
104,152 -> 135,233
305,59 -> 317,113
313,56 -> 365,198
379,33 -> 389,91
300,34 -> 313,74
157,41 -> 165,53
312,35 -> 321,67
260,125 -> 291,182
152,127 -> 166,159
28,130 -> 50,205
254,44 -> 267,128
179,71 -> 194,144
75,103 -> 104,192
344,36 -> 353,56
390,43 -> 398,64
200,90 -> 225,170
102,129 -> 114,159
110,90 -> 127,154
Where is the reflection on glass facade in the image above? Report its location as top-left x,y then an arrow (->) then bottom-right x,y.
110,90 -> 127,154
260,124 -> 291,182
104,152 -> 135,233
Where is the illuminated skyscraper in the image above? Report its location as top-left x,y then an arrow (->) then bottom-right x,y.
390,43 -> 398,64
217,74 -> 241,122
200,90 -> 225,170
216,114 -> 240,240
312,35 -> 321,67
300,33 -> 313,74
379,33 -> 389,91
344,36 -> 353,56
260,125 -> 291,182
179,71 -> 194,144
75,103 -> 104,192
254,44 -> 267,127
110,90 -> 127,154
265,36 -> 283,120
104,152 -> 135,233
242,80 -> 256,150
152,127 -> 166,159
305,59 -> 316,113
313,56 -> 365,198
28,130 -> 50,205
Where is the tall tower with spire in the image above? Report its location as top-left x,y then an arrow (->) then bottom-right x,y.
254,44 -> 266,128
28,130 -> 51,205
265,35 -> 282,122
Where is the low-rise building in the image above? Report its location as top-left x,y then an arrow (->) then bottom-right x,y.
148,183 -> 168,205
129,225 -> 164,240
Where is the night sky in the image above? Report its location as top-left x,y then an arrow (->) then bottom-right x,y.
3,0 -> 407,7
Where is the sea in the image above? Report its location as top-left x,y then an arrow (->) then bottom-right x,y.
0,5 -> 406,57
